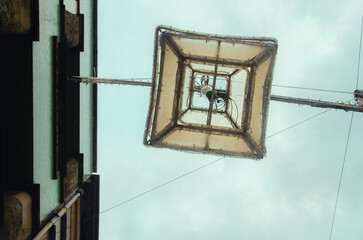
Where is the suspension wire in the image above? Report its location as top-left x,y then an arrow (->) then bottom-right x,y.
94,97 -> 353,219
51,103 -> 354,238
100,156 -> 224,214
329,14 -> 363,240
266,109 -> 331,139
267,98 -> 355,139
58,99 -> 345,234
329,112 -> 354,240
356,14 -> 363,89
52,99 -> 353,237
271,85 -> 353,95
54,97 -> 354,236
54,156 -> 225,236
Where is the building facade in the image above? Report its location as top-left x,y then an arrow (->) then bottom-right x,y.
0,0 -> 99,239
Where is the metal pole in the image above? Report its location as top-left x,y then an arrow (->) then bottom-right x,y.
69,76 -> 363,114
68,76 -> 153,87
33,188 -> 85,240
270,95 -> 363,113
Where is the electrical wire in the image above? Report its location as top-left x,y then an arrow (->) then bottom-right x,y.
266,109 -> 331,139
194,78 -> 202,87
329,13 -> 363,240
271,85 -> 353,95
229,96 -> 234,117
329,112 -> 354,240
54,156 -> 226,236
267,98 -> 355,139
100,156 -> 225,214
356,14 -> 363,89
227,96 -> 239,124
52,100 -> 354,237
215,99 -> 225,110
53,97 -> 354,237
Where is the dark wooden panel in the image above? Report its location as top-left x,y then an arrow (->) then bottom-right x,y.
80,175 -> 99,240
0,36 -> 34,185
92,0 -> 98,172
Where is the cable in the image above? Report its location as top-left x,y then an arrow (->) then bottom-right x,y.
267,98 -> 356,139
227,96 -> 239,124
329,14 -> 363,239
272,85 -> 353,95
53,104 -> 352,236
231,98 -> 239,124
54,97 -> 352,237
329,112 -> 354,240
100,156 -> 224,214
215,99 -> 225,110
266,109 -> 331,139
355,14 -> 363,89
229,96 -> 234,118
53,156 -> 226,236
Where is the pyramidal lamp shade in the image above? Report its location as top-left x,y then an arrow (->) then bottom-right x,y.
144,26 -> 278,159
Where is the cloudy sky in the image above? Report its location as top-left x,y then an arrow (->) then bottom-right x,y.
97,0 -> 363,239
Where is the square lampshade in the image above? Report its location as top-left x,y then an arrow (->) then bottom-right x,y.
144,26 -> 278,159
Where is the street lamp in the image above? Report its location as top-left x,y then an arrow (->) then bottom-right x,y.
68,26 -> 363,159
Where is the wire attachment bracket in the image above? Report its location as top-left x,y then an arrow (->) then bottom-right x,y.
354,89 -> 363,105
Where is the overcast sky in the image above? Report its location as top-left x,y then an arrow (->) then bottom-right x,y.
97,0 -> 363,239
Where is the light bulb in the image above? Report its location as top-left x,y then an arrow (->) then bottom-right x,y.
201,85 -> 213,100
